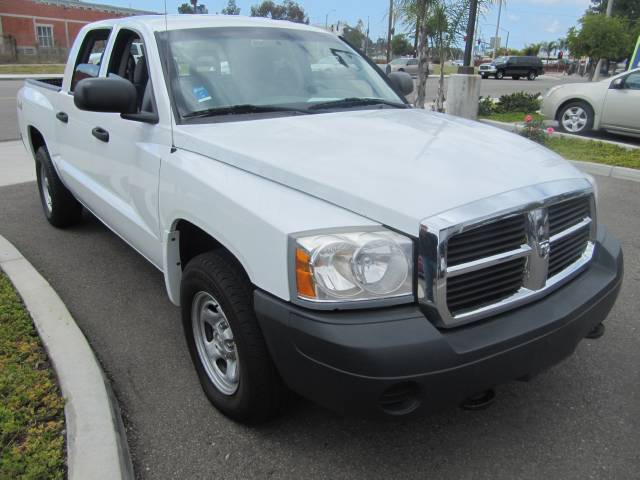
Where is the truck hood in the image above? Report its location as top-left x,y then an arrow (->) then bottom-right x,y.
175,108 -> 586,234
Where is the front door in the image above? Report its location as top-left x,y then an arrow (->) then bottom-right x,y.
600,71 -> 640,134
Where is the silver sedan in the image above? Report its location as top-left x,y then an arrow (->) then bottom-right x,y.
541,68 -> 640,137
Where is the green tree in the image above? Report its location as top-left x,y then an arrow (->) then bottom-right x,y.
391,34 -> 414,56
222,0 -> 241,15
250,1 -> 309,24
343,20 -> 369,51
178,2 -> 194,14
522,43 -> 542,56
567,13 -> 631,79
589,0 -> 639,21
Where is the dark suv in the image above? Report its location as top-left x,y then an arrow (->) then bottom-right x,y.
479,56 -> 544,80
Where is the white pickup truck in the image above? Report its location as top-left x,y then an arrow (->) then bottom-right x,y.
17,15 -> 623,423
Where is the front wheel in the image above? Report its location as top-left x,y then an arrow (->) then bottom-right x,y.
527,70 -> 537,81
181,251 -> 285,423
558,101 -> 594,135
496,70 -> 504,79
481,73 -> 488,79
35,146 -> 83,228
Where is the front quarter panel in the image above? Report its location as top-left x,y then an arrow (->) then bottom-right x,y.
159,148 -> 378,305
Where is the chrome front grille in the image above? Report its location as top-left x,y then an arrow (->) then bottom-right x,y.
447,215 -> 526,266
447,257 -> 525,315
418,179 -> 597,328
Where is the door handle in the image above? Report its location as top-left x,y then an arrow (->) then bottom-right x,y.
56,111 -> 68,123
91,127 -> 109,143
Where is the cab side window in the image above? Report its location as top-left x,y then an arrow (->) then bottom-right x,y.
71,28 -> 111,92
108,29 -> 155,113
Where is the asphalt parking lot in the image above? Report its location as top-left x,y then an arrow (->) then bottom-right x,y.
0,174 -> 638,479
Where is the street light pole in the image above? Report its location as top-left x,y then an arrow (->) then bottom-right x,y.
492,0 -> 503,59
386,0 -> 393,63
459,0 -> 479,74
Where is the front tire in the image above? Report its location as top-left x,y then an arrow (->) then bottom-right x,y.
527,70 -> 537,81
35,146 -> 83,228
181,251 -> 284,423
557,101 -> 594,135
496,70 -> 504,79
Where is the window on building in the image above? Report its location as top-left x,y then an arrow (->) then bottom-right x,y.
36,25 -> 54,48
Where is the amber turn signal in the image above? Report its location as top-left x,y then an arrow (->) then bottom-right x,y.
295,247 -> 316,299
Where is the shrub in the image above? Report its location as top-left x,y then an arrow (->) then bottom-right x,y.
478,96 -> 495,116
520,114 -> 554,144
495,91 -> 541,113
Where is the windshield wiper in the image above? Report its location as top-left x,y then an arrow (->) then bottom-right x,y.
182,104 -> 309,119
308,97 -> 408,111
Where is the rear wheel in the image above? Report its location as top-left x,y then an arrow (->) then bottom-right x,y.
35,146 -> 83,228
527,70 -> 537,81
496,70 -> 504,79
181,251 -> 285,423
558,101 -> 594,135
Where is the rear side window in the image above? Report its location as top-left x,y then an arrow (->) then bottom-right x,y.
71,28 -> 111,92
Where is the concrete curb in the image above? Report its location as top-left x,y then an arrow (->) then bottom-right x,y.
0,73 -> 63,80
0,235 -> 134,480
479,118 -> 640,150
569,160 -> 640,183
479,119 -> 640,183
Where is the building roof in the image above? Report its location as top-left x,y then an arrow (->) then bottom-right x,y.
32,0 -> 157,15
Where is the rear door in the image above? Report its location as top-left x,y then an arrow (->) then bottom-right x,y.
59,27 -> 170,266
406,59 -> 418,75
600,71 -> 640,133
53,27 -> 111,197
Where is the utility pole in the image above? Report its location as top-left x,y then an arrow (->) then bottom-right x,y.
593,0 -> 614,80
460,0 -> 478,74
492,0 -> 503,59
386,0 -> 393,63
365,16 -> 370,56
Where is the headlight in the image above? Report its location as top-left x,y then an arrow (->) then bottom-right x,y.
293,229 -> 414,304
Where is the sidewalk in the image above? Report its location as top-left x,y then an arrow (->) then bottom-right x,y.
0,140 -> 35,186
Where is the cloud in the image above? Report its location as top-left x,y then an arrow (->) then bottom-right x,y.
544,19 -> 561,34
507,14 -> 520,22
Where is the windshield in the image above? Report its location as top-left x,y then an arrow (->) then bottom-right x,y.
158,27 -> 404,120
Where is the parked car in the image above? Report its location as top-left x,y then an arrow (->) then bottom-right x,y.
386,57 -> 420,76
17,15 -> 622,423
542,68 -> 640,137
479,56 -> 544,80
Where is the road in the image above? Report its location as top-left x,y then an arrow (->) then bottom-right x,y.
0,176 -> 638,480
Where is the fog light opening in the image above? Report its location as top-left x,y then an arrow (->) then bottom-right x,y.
379,382 -> 421,415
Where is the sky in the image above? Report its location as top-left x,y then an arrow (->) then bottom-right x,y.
95,0 -> 593,50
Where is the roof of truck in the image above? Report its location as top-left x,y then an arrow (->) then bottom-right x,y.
88,14 -> 331,34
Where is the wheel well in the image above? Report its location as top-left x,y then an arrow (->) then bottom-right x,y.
28,126 -> 46,157
174,220 -> 223,269
555,99 -> 594,121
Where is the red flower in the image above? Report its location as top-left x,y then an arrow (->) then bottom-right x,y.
546,127 -> 555,134
524,114 -> 533,123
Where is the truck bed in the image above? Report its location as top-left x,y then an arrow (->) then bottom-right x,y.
25,77 -> 63,91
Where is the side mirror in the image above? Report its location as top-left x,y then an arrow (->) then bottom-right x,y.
610,77 -> 624,89
388,71 -> 414,96
74,77 -> 137,114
